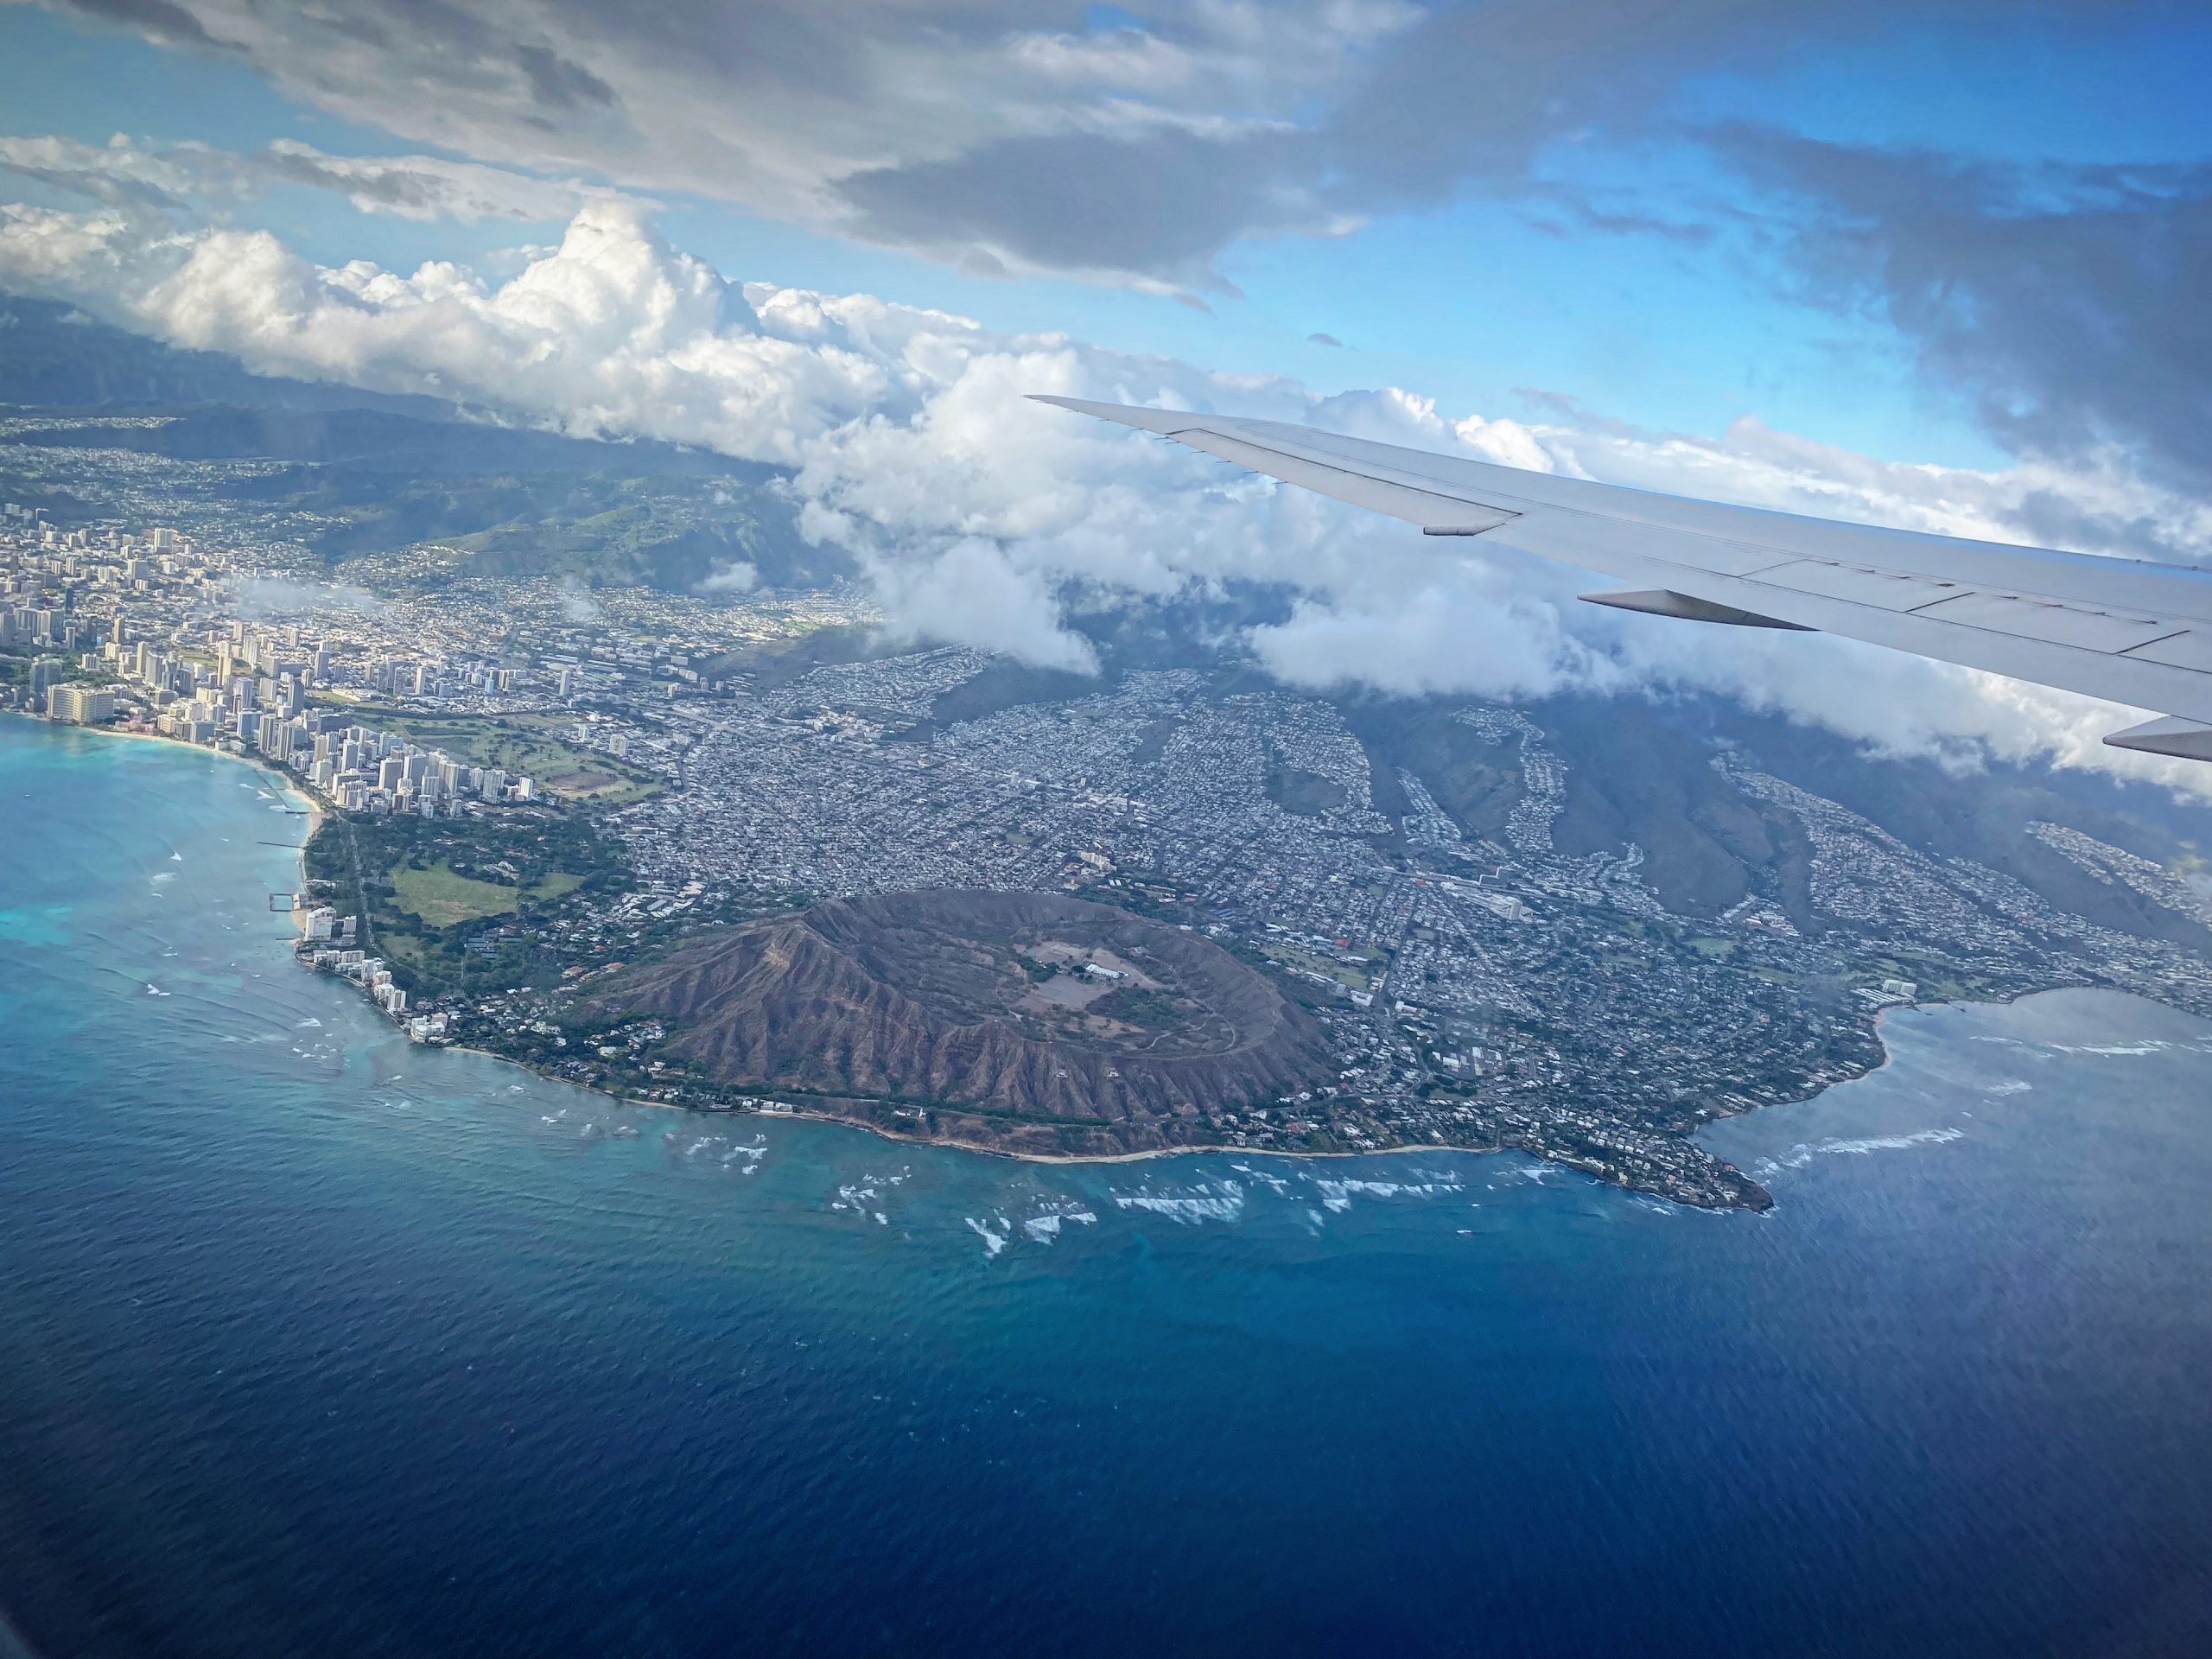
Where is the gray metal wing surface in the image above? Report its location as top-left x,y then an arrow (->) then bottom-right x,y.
1032,395 -> 2212,762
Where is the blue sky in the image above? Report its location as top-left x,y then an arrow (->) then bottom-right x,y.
2,1 -> 2208,476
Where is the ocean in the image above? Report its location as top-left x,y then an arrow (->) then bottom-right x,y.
3,715 -> 2210,1657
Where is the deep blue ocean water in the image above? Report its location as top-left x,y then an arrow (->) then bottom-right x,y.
3,716 -> 2211,1657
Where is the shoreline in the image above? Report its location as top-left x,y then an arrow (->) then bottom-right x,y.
461,1040 -> 1562,1173
439,1041 -> 1783,1205
3,712 -> 2131,1209
1688,984 -> 2094,1141
22,714 -> 326,853
435,979 -> 2131,1209
327,917 -> 2067,1209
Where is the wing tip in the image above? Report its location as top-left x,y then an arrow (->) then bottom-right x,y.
1027,393 -> 1122,416
1026,396 -> 1197,435
2103,715 -> 2212,763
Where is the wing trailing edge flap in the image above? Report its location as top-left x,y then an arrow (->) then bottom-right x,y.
1578,589 -> 1812,629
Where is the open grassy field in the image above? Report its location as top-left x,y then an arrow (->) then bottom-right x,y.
1254,938 -> 1378,992
306,791 -> 632,1001
329,708 -> 664,804
389,861 -> 589,926
389,861 -> 525,925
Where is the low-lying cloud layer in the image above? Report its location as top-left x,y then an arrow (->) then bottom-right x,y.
3,189 -> 2208,792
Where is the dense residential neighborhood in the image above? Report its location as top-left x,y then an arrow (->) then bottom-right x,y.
8,486 -> 2212,1211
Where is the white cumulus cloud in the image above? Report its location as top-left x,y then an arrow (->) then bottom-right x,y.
3,188 -> 2208,793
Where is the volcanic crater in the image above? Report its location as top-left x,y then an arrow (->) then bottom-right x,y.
591,890 -> 1334,1152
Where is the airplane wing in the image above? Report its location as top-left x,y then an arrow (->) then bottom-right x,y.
1032,394 -> 2212,762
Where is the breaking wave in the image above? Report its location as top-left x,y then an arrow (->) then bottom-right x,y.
1309,1177 -> 1462,1214
1754,1126 -> 1964,1178
1020,1205 -> 1098,1243
964,1217 -> 1008,1257
1109,1179 -> 1245,1225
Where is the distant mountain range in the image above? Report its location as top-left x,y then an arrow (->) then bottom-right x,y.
0,296 -> 838,590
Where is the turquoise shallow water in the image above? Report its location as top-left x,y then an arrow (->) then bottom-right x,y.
3,716 -> 2212,1657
